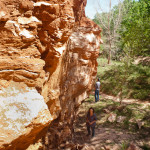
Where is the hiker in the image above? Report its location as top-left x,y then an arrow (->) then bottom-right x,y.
86,107 -> 97,137
95,78 -> 100,102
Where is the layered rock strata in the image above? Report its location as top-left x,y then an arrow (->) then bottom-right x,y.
0,0 -> 101,149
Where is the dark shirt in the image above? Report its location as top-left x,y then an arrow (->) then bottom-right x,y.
86,113 -> 97,127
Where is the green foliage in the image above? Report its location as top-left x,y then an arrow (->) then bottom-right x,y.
140,144 -> 150,150
120,141 -> 128,150
120,0 -> 150,57
93,0 -> 150,59
97,58 -> 150,100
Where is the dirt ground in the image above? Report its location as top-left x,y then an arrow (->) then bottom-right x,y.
72,94 -> 150,150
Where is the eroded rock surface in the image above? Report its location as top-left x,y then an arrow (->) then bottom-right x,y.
0,81 -> 52,150
0,0 -> 101,149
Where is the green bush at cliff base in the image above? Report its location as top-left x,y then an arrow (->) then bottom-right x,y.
97,58 -> 150,100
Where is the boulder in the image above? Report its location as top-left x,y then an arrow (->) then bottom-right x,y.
108,113 -> 117,123
136,120 -> 145,129
127,143 -> 142,150
103,109 -> 110,114
117,105 -> 126,111
117,116 -> 126,123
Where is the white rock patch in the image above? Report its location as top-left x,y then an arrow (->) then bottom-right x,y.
4,20 -> 20,36
54,44 -> 66,55
85,33 -> 96,43
0,81 -> 52,133
19,28 -> 34,39
18,16 -> 41,25
0,11 -> 6,18
34,2 -> 52,7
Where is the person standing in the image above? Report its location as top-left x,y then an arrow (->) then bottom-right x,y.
86,107 -> 97,137
95,78 -> 100,102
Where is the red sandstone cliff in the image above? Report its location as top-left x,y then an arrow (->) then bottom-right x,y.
0,0 -> 101,149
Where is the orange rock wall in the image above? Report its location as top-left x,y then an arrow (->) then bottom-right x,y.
0,0 -> 101,149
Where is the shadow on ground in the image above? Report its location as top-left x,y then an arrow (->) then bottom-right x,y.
72,94 -> 150,150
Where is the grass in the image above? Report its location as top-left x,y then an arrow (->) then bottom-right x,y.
97,57 -> 150,100
75,57 -> 150,148
140,144 -> 150,150
75,91 -> 150,149
120,141 -> 128,150
82,95 -> 150,130
97,58 -> 122,76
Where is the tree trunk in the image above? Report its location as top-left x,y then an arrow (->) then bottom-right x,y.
108,45 -> 111,64
107,0 -> 111,64
108,37 -> 112,64
119,88 -> 123,105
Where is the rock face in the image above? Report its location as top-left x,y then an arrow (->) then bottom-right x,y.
0,81 -> 52,150
0,0 -> 101,149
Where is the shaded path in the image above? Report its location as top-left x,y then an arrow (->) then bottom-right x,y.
101,93 -> 150,108
72,94 -> 150,150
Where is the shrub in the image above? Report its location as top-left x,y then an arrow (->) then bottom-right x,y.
98,62 -> 150,100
